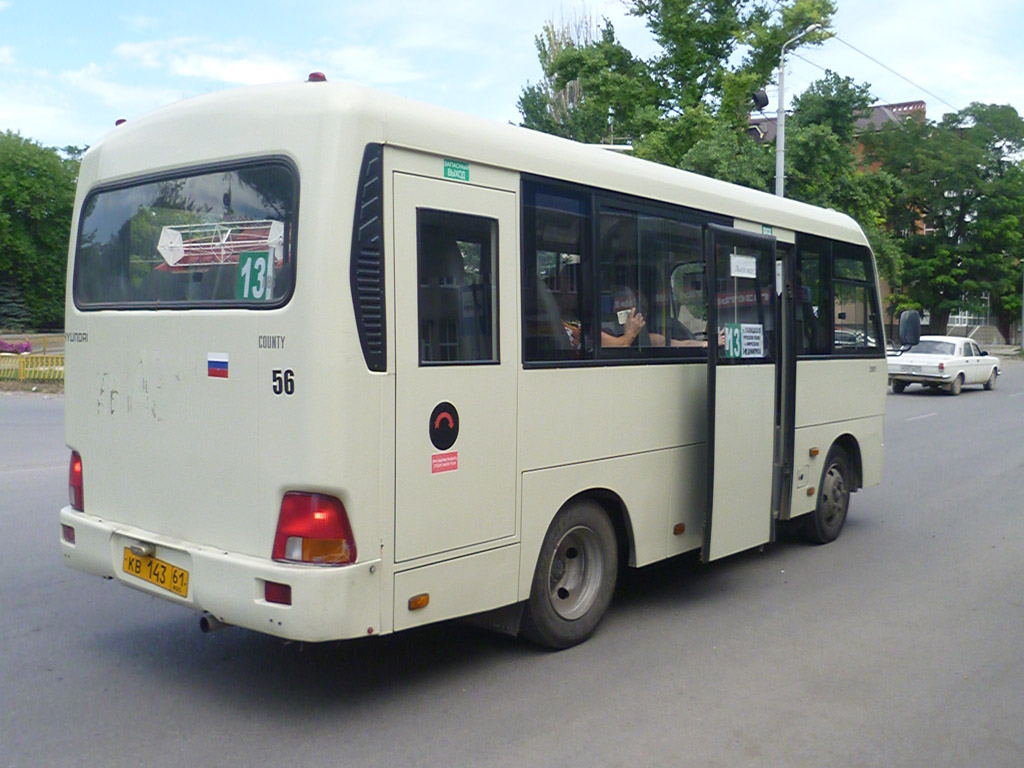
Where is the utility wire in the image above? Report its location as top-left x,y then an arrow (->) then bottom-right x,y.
788,50 -> 898,110
831,35 -> 962,114
799,36 -> 1012,143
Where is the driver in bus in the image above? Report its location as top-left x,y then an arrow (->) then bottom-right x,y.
602,286 -> 720,349
601,286 -> 648,347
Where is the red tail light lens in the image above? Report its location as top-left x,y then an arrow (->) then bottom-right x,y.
69,451 -> 84,511
272,492 -> 356,565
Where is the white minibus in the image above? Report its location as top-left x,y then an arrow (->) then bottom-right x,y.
60,75 -> 887,648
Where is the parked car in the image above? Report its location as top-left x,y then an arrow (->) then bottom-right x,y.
887,335 -> 999,395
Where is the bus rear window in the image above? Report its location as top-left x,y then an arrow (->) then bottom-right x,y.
74,161 -> 297,308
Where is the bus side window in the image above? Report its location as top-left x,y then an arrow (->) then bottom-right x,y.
795,240 -> 830,356
833,244 -> 882,353
522,182 -> 590,363
599,205 -> 705,356
417,210 -> 498,364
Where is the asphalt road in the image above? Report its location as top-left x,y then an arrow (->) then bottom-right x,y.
2,365 -> 1022,768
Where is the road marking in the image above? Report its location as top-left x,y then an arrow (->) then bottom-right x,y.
1010,392 -> 1024,399
906,412 -> 937,422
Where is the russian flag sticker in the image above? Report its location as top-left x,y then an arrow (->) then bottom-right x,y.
207,353 -> 229,379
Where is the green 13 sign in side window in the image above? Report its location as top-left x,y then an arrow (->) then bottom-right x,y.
237,251 -> 273,300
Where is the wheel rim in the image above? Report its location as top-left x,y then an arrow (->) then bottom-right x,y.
820,462 -> 849,531
546,524 -> 605,620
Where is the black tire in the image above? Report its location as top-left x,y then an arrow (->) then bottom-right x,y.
892,380 -> 907,394
521,500 -> 618,649
949,374 -> 963,396
803,445 -> 851,545
984,368 -> 997,391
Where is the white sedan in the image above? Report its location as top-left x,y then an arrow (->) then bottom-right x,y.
887,335 -> 999,395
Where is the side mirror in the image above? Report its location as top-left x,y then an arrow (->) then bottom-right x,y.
981,350 -> 989,356
898,310 -> 921,348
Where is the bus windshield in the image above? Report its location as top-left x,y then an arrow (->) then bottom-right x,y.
73,160 -> 297,308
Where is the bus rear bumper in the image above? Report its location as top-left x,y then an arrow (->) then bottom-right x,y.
58,506 -> 381,642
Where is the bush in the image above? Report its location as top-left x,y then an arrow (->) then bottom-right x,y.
0,339 -> 31,354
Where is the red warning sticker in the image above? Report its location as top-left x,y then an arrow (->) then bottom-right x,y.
431,452 -> 458,474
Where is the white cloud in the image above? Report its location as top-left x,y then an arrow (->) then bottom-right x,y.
115,38 -> 202,69
0,1 -> 11,11
0,45 -> 13,65
115,38 -> 300,85
317,45 -> 425,85
0,94 -> 64,135
60,63 -> 180,111
168,52 -> 297,85
120,15 -> 160,32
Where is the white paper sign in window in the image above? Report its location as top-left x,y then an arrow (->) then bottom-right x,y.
730,253 -> 757,279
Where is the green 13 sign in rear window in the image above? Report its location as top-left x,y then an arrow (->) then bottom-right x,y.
74,160 -> 297,309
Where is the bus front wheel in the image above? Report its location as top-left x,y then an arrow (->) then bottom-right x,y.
521,500 -> 618,649
803,445 -> 851,545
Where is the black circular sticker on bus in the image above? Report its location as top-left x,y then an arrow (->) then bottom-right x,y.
429,402 -> 459,451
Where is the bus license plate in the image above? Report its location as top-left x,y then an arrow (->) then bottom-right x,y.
122,548 -> 189,598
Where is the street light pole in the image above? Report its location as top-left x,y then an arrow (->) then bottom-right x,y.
775,24 -> 821,197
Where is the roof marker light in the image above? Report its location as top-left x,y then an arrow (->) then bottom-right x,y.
307,72 -> 327,82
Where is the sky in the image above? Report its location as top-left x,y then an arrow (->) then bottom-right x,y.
2,0 -> 1024,150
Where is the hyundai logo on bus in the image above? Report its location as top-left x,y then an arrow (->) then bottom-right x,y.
429,402 -> 459,451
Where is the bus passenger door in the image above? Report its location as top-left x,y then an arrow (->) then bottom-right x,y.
702,225 -> 779,562
392,173 -> 518,562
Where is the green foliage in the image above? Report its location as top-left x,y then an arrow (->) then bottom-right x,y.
518,5 -> 1024,337
518,17 -> 656,145
865,103 -> 1024,331
519,1 -> 835,162
0,131 -> 79,329
679,118 -> 774,189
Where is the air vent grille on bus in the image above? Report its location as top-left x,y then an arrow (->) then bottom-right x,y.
350,143 -> 386,372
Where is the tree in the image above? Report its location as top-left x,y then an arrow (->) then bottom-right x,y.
518,15 -> 657,146
866,103 -> 1024,334
0,132 -> 79,329
519,0 -> 835,167
785,71 -> 902,317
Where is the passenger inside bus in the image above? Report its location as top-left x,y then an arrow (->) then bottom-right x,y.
601,285 -> 717,349
601,286 -> 648,347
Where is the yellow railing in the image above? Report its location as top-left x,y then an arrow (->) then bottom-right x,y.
0,354 -> 65,382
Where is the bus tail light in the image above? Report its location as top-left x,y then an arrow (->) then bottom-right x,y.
69,451 -> 84,511
272,492 -> 356,565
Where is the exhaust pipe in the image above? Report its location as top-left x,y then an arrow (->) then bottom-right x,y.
199,612 -> 228,634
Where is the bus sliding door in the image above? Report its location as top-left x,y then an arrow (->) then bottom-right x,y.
702,225 -> 779,562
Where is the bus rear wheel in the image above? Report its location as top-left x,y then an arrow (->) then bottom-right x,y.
803,445 -> 851,544
521,500 -> 618,649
